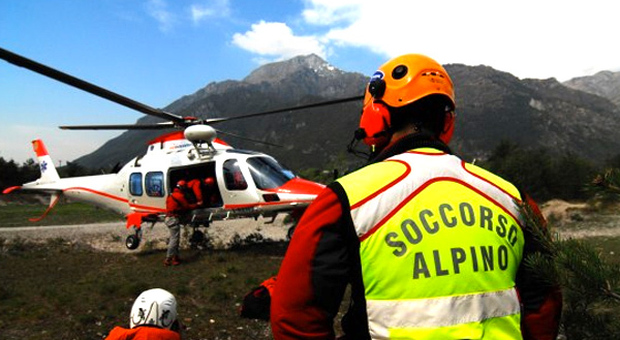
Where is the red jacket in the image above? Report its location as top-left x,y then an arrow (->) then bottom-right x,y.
166,188 -> 195,216
186,179 -> 203,204
105,326 -> 180,340
270,138 -> 562,340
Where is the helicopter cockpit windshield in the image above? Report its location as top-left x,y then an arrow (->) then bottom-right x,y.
247,156 -> 295,190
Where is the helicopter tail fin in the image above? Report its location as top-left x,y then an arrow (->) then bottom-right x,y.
32,139 -> 60,184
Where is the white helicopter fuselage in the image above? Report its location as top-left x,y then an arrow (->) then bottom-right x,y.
11,132 -> 325,230
23,173 -> 128,213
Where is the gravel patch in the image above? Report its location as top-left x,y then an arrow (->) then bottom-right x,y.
0,216 -> 291,253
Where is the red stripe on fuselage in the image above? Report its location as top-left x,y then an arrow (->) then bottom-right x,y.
224,199 -> 314,210
62,187 -> 165,213
262,178 -> 325,196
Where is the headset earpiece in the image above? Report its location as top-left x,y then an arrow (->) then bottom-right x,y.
368,78 -> 386,99
359,102 -> 391,148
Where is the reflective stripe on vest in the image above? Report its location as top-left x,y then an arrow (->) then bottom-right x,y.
337,148 -> 525,339
367,288 -> 520,339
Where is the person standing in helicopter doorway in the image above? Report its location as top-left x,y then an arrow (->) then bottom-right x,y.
164,180 -> 196,266
270,54 -> 562,339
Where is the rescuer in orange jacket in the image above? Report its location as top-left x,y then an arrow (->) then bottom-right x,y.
164,180 -> 196,266
270,54 -> 562,339
186,178 -> 204,206
105,288 -> 183,340
201,176 -> 219,207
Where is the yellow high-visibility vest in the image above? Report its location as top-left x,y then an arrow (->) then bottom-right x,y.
337,148 -> 526,340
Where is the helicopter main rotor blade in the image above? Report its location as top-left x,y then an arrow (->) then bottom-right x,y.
215,129 -> 283,148
206,95 -> 364,124
60,122 -> 176,130
0,47 -> 185,123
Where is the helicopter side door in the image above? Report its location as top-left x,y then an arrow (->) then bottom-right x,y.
218,157 -> 260,208
127,170 -> 167,213
167,162 -> 222,208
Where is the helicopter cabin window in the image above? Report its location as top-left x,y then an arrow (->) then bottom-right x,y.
223,159 -> 248,191
145,171 -> 165,197
129,173 -> 143,196
247,156 -> 295,190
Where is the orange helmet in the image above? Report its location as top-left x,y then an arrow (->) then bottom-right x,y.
360,54 -> 456,148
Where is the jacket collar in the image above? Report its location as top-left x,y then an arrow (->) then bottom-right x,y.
368,132 -> 452,164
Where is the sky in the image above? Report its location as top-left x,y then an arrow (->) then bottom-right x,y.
1,0 -> 619,165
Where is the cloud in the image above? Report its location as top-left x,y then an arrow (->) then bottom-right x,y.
191,0 -> 230,24
232,21 -> 327,63
146,0 -> 177,32
318,0 -> 620,80
301,0 -> 364,25
235,0 -> 620,81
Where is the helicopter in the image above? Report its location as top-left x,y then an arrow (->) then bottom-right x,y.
0,47 -> 363,250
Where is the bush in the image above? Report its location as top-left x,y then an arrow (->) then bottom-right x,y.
480,140 -> 597,202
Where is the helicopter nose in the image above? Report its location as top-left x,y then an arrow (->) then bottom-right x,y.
275,178 -> 326,196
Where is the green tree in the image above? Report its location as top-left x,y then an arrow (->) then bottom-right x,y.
0,157 -> 21,190
547,153 -> 597,201
481,140 -> 596,202
19,158 -> 40,183
59,161 -> 92,177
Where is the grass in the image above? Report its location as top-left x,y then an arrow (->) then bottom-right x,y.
0,201 -> 349,339
583,235 -> 620,264
1,201 -> 619,339
3,235 -> 619,340
0,200 -> 124,227
0,238 -> 285,340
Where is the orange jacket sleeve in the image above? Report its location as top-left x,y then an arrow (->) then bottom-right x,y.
271,187 -> 348,339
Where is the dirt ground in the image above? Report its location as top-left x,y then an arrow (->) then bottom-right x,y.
540,199 -> 588,222
1,200 -> 619,253
541,199 -> 620,239
0,215 -> 290,253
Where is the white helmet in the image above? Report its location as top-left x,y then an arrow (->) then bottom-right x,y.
129,288 -> 178,329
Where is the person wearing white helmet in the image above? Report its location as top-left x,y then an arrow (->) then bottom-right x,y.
105,288 -> 182,340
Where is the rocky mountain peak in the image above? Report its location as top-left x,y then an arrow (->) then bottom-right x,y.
243,54 -> 342,85
563,70 -> 620,106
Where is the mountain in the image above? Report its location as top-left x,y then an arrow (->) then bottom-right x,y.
74,56 -> 620,172
563,70 -> 620,107
75,54 -> 367,171
447,65 -> 620,163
